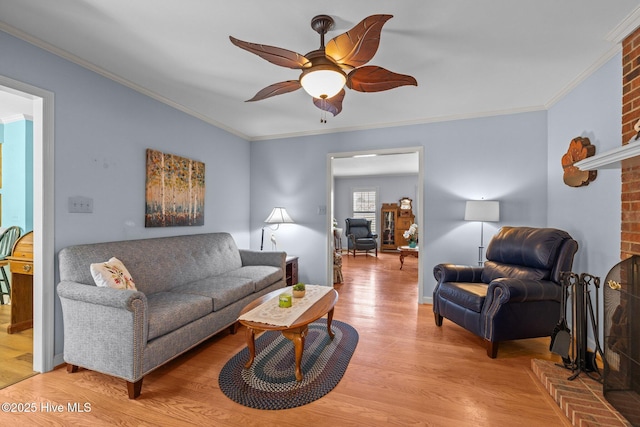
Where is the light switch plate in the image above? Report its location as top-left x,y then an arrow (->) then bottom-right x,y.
68,196 -> 93,213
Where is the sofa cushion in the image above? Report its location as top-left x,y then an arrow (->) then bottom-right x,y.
171,276 -> 255,311
220,266 -> 282,292
437,282 -> 488,313
146,292 -> 212,341
58,233 -> 244,295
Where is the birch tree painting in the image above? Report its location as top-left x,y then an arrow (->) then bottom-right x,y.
145,149 -> 205,227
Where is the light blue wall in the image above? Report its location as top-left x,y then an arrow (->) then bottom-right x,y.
548,53 -> 622,280
0,31 -> 252,356
334,174 -> 419,249
548,53 -> 623,347
1,119 -> 33,232
250,111 -> 550,297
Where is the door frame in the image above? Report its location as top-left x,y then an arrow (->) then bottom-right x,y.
0,75 -> 55,373
327,146 -> 425,303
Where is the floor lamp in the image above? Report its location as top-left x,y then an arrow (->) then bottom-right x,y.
464,200 -> 500,266
261,207 -> 294,250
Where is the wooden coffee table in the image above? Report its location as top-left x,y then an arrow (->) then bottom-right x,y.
238,287 -> 339,381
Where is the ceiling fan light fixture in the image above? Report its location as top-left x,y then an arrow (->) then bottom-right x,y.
300,66 -> 346,99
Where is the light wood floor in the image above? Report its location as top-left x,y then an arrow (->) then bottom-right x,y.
0,302 -> 36,389
0,251 -> 570,426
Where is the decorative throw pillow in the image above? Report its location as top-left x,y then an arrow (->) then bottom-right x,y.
90,257 -> 137,290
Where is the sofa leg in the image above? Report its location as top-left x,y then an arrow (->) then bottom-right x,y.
127,378 -> 143,399
66,364 -> 79,373
434,313 -> 443,326
229,321 -> 240,334
487,341 -> 499,358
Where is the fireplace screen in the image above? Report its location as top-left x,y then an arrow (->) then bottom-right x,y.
604,255 -> 640,425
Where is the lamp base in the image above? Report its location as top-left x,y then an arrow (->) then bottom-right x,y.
477,246 -> 484,266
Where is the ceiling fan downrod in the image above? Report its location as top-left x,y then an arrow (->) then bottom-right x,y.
310,15 -> 334,48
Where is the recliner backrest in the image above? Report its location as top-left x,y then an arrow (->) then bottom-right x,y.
481,226 -> 576,284
345,218 -> 372,239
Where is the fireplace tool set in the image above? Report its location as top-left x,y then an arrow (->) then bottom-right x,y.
551,271 -> 604,381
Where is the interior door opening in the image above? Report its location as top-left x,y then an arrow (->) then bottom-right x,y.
0,76 -> 55,380
327,147 -> 425,303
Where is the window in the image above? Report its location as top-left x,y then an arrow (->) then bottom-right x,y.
352,188 -> 377,232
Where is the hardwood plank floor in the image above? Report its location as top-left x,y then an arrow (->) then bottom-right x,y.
0,251 -> 569,426
0,303 -> 36,389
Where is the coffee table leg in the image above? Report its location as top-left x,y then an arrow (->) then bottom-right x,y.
244,327 -> 256,369
327,307 -> 335,339
283,326 -> 307,381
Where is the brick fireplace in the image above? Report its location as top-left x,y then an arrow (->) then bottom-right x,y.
622,26 -> 640,259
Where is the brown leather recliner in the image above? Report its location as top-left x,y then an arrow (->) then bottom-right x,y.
433,226 -> 578,358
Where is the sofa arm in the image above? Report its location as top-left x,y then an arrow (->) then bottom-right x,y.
239,250 -> 286,269
433,263 -> 484,283
484,278 -> 563,307
57,281 -> 148,382
57,281 -> 146,310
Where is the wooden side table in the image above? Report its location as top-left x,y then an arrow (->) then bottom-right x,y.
397,246 -> 419,270
285,256 -> 298,286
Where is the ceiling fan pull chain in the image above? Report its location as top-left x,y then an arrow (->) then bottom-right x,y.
320,98 -> 327,123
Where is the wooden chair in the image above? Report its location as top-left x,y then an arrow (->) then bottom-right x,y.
0,226 -> 22,304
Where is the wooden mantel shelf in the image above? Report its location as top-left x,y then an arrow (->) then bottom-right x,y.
575,140 -> 640,171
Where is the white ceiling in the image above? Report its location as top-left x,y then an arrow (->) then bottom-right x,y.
0,1 -> 638,141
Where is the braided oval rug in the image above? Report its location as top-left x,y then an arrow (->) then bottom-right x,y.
218,319 -> 358,410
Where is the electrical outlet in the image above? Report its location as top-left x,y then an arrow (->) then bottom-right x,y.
68,196 -> 93,213
317,205 -> 327,215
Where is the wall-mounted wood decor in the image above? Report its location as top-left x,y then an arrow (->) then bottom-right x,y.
145,149 -> 205,227
561,136 -> 597,187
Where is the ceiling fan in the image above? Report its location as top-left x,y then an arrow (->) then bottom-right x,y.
230,14 -> 417,119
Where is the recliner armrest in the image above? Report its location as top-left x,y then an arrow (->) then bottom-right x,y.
433,263 -> 484,283
484,277 -> 562,307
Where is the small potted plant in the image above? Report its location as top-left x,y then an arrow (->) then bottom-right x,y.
292,282 -> 306,298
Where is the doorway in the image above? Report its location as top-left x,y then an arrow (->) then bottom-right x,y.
327,147 -> 425,303
0,76 -> 55,379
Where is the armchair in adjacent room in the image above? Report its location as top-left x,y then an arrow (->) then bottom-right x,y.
432,226 -> 578,358
345,218 -> 378,257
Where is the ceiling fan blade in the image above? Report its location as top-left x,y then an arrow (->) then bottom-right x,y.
325,15 -> 393,68
229,36 -> 311,69
347,66 -> 417,92
313,89 -> 345,116
246,81 -> 302,102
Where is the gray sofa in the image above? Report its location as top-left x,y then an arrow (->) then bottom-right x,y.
57,232 -> 286,399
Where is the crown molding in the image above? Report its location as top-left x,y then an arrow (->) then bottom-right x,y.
545,45 -> 621,110
606,5 -> 640,43
0,22 -> 250,141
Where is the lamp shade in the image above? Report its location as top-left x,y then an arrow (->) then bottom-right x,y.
264,207 -> 294,224
464,200 -> 500,222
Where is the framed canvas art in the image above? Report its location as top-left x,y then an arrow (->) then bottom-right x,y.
145,149 -> 205,227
